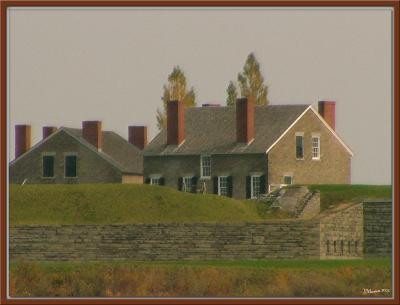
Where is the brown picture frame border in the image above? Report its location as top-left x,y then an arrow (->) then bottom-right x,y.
0,1 -> 398,304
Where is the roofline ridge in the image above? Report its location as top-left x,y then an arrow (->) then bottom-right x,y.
57,128 -> 128,173
9,127 -> 63,165
108,130 -> 144,154
265,106 -> 354,156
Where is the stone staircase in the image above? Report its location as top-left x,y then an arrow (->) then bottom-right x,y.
262,186 -> 321,218
293,191 -> 320,218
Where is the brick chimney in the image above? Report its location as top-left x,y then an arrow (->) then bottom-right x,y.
82,121 -> 102,150
128,126 -> 147,150
167,100 -> 185,145
15,124 -> 31,159
42,126 -> 57,140
318,101 -> 336,130
236,97 -> 255,144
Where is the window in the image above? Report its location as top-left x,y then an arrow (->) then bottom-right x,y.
42,155 -> 55,178
251,175 -> 261,199
182,176 -> 192,192
150,177 -> 160,185
312,136 -> 320,160
295,135 -> 304,159
200,155 -> 211,178
218,176 -> 228,196
65,155 -> 77,178
283,175 -> 293,185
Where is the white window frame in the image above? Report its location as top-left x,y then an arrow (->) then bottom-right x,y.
218,176 -> 228,196
182,176 -> 193,192
41,152 -> 56,178
312,135 -> 321,160
295,132 -> 304,160
250,175 -> 261,199
64,153 -> 78,178
200,155 -> 211,179
150,177 -> 161,185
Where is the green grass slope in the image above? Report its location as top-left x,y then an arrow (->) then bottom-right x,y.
10,184 -> 271,225
309,184 -> 392,210
10,184 -> 392,225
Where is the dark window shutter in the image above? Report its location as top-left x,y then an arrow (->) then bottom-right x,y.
260,175 -> 266,194
42,156 -> 54,177
145,178 -> 150,184
227,176 -> 233,198
246,176 -> 251,199
159,177 -> 165,186
213,176 -> 218,194
178,177 -> 183,191
65,155 -> 77,177
296,135 -> 304,159
191,176 -> 198,193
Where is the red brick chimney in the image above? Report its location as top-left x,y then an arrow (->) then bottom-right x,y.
82,121 -> 102,150
318,101 -> 336,130
42,126 -> 57,140
167,100 -> 185,145
236,97 -> 255,144
128,126 -> 147,150
15,124 -> 31,159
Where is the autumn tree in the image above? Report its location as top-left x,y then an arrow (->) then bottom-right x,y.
156,66 -> 196,130
237,53 -> 269,105
226,81 -> 238,106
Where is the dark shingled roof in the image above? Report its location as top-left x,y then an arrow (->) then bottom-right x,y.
144,104 -> 310,156
63,127 -> 143,174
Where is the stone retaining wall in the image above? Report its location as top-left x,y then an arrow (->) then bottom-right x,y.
363,200 -> 392,257
10,221 -> 320,261
319,204 -> 364,258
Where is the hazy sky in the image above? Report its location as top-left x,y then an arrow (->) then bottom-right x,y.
8,8 -> 392,184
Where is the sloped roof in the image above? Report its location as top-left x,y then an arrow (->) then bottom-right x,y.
63,128 -> 143,174
144,104 -> 310,156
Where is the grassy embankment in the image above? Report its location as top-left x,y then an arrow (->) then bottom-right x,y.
308,184 -> 392,211
10,184 -> 391,225
10,259 -> 391,297
9,184 -> 284,225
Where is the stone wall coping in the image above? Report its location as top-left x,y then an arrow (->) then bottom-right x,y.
363,198 -> 392,203
10,219 -> 320,229
317,202 -> 361,219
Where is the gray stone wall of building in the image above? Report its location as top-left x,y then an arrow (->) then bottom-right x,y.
9,130 -> 122,184
363,200 -> 392,257
319,204 -> 364,259
10,220 -> 320,261
268,109 -> 351,185
144,154 -> 267,199
144,155 -> 199,190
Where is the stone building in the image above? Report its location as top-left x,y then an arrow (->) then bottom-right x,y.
9,121 -> 146,184
144,98 -> 353,199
